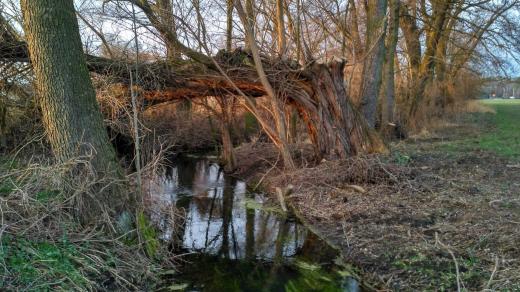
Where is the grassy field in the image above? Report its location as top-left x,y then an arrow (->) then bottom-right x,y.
439,99 -> 520,160
478,99 -> 520,158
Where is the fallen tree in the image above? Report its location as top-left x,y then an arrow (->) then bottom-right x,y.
0,38 -> 386,164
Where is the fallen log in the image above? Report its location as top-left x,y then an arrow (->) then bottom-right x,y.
0,39 -> 386,159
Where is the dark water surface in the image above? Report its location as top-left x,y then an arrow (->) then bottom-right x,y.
146,156 -> 359,291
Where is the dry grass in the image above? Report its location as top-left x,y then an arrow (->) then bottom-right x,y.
0,151 -> 177,290
259,150 -> 520,290
458,100 -> 496,114
233,108 -> 520,290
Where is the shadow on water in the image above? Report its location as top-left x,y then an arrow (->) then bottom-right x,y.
146,155 -> 360,291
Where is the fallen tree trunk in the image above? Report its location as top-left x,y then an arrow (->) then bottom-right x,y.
289,61 -> 387,160
0,41 -> 266,99
0,40 -> 386,160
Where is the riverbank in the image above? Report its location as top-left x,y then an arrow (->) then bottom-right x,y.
0,156 -> 166,290
235,100 -> 520,290
1,100 -> 517,290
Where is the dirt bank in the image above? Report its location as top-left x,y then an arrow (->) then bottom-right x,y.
234,105 -> 520,291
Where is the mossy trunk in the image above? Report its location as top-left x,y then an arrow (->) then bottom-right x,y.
380,0 -> 399,137
21,0 -> 126,219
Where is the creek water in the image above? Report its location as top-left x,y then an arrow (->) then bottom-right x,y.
146,156 -> 359,291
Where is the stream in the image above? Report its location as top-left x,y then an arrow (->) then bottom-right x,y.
146,156 -> 360,291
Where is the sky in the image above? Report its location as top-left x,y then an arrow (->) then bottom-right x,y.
1,0 -> 519,77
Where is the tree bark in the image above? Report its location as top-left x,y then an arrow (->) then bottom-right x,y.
399,1 -> 421,106
359,0 -> 388,128
244,0 -> 255,51
275,0 -> 287,57
294,61 -> 387,160
226,0 -> 234,51
403,0 -> 451,124
381,0 -> 399,134
235,0 -> 295,169
0,96 -> 6,149
218,98 -> 237,172
21,0 -> 125,219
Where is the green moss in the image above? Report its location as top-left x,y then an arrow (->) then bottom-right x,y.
244,112 -> 259,136
0,156 -> 18,169
392,152 -> 412,165
392,248 -> 489,291
137,211 -> 159,258
285,259 -> 347,292
0,156 -> 20,196
244,198 -> 285,215
0,181 -> 14,196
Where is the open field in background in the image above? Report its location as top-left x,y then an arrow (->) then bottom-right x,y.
438,99 -> 520,159
478,99 -> 520,159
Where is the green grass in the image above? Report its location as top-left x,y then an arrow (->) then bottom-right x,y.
477,99 -> 520,158
0,236 -> 93,290
438,99 -> 520,159
391,247 -> 489,291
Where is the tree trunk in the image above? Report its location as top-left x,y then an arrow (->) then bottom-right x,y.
220,114 -> 237,172
21,0 -> 125,219
0,96 -> 6,149
380,0 -> 399,136
226,0 -> 233,51
294,61 -> 387,160
235,0 -> 295,169
434,35 -> 449,111
155,0 -> 181,62
405,1 -> 451,125
399,1 -> 421,117
244,0 -> 255,51
275,0 -> 287,57
359,0 -> 388,128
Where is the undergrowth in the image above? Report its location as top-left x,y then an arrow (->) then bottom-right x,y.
0,154 -> 169,290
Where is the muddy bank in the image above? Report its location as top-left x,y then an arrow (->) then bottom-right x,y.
232,119 -> 520,290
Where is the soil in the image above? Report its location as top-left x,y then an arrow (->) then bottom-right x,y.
233,113 -> 520,291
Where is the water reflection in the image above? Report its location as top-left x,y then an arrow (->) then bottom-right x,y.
146,158 -> 306,261
147,157 -> 360,291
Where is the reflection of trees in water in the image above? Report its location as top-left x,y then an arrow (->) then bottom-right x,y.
263,218 -> 290,288
147,158 -> 307,260
219,177 -> 234,258
245,193 -> 255,260
192,160 -> 223,197
182,188 -> 305,259
146,159 -> 347,291
177,158 -> 196,187
144,166 -> 179,242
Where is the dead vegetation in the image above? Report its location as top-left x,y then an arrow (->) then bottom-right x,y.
233,105 -> 520,291
0,149 -> 177,290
